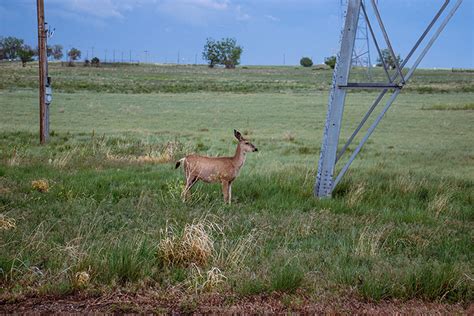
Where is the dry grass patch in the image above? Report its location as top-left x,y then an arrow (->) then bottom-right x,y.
186,264 -> 227,293
7,148 -> 22,166
0,214 -> 16,230
428,192 -> 453,218
158,220 -> 221,267
31,179 -> 49,193
346,182 -> 366,207
74,271 -> 90,287
355,225 -> 392,257
106,141 -> 182,164
216,231 -> 258,270
49,146 -> 79,168
283,131 -> 296,142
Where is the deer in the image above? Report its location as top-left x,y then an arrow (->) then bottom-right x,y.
175,129 -> 258,204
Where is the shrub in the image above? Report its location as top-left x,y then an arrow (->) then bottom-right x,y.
300,57 -> 313,67
91,57 -> 100,67
324,55 -> 336,69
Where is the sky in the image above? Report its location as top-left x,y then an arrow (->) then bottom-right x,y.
1,0 -> 473,68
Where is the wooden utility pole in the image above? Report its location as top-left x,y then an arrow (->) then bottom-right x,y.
37,0 -> 49,144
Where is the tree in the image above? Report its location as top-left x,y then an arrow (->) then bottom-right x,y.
67,47 -> 81,66
51,44 -> 63,60
0,36 -> 24,60
202,37 -> 243,69
376,48 -> 403,70
18,45 -> 35,67
91,57 -> 100,67
324,56 -> 336,69
300,57 -> 313,67
202,38 -> 220,68
35,45 -> 52,59
217,38 -> 242,69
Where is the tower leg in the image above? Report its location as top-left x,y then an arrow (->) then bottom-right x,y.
315,0 -> 361,198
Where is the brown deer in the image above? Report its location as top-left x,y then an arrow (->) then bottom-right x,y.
175,129 -> 258,204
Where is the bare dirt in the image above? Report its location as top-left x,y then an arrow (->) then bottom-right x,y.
1,290 -> 472,314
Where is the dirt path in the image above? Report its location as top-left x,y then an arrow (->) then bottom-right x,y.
1,291 -> 471,314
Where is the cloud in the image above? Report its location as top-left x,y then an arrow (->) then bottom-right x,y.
235,5 -> 250,21
45,0 -> 160,20
179,0 -> 230,10
41,0 -> 234,26
264,14 -> 279,22
156,0 -> 232,25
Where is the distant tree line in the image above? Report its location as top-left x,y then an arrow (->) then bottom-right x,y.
0,36 -> 65,67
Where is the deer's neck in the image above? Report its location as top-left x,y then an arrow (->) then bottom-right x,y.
232,143 -> 246,170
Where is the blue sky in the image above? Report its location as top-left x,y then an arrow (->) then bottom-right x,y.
1,0 -> 473,67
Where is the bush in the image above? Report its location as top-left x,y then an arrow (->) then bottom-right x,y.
91,57 -> 100,67
324,55 -> 336,69
300,57 -> 313,67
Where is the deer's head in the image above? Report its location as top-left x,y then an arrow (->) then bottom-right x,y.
234,129 -> 258,153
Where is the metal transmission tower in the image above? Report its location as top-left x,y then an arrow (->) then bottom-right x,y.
315,0 -> 463,198
341,0 -> 372,77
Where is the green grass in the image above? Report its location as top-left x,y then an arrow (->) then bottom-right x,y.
1,61 -> 473,94
0,62 -> 473,304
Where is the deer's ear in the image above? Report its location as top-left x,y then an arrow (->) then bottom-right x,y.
234,129 -> 243,140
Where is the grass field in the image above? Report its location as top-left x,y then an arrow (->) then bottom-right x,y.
0,62 -> 473,311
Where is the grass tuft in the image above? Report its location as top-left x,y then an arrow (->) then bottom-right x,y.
270,264 -> 304,293
346,182 -> 366,207
355,225 -> 391,257
31,179 -> 49,192
158,220 -> 219,267
428,192 -> 452,218
186,264 -> 227,293
74,271 -> 90,287
0,214 -> 16,230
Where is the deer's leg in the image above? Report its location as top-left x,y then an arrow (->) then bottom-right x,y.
228,182 -> 232,205
182,176 -> 198,202
221,181 -> 230,204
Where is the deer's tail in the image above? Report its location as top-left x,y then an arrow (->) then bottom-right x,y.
175,158 -> 185,169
